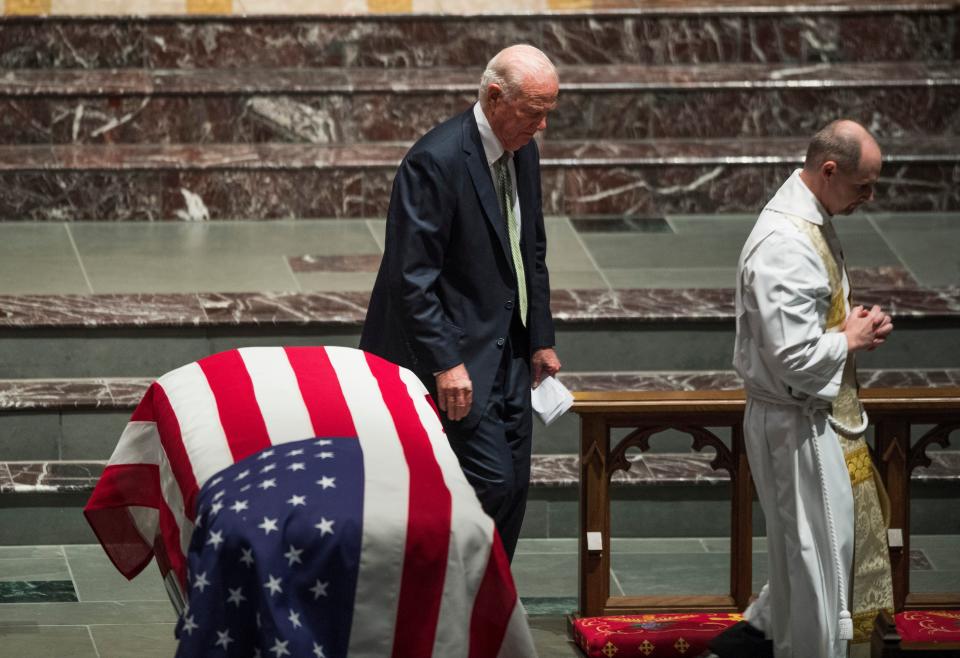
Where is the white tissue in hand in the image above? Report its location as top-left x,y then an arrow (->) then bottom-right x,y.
531,376 -> 574,426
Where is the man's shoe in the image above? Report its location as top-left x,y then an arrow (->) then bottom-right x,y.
707,621 -> 774,658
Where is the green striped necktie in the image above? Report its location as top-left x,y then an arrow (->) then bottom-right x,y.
495,152 -> 527,327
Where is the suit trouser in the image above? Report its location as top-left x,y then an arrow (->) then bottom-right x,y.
743,398 -> 854,658
443,340 -> 532,562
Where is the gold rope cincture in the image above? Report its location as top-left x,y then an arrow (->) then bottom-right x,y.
787,214 -> 895,648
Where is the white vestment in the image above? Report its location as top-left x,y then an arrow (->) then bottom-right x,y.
734,169 -> 855,658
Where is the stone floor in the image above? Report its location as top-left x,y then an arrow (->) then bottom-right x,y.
1,536 -> 957,657
0,212 -> 956,296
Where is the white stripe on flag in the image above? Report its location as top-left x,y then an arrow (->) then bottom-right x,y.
326,346 -> 409,657
158,362 -> 234,487
107,421 -> 161,466
497,600 -> 538,658
399,368 -> 495,658
237,346 -> 315,445
159,446 -> 193,560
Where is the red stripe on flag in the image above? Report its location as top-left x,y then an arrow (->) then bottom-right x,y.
84,463 -> 162,580
198,350 -> 272,462
155,497 -> 188,590
151,383 -> 201,520
365,353 -> 452,658
285,346 -> 356,438
469,534 -> 518,658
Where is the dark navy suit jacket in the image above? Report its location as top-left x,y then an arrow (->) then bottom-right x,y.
360,108 -> 555,426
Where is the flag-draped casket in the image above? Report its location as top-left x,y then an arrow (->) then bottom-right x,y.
84,346 -> 535,657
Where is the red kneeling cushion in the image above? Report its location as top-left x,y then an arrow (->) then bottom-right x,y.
572,612 -> 743,657
895,610 -> 960,646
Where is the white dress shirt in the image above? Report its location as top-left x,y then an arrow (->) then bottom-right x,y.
473,102 -> 521,230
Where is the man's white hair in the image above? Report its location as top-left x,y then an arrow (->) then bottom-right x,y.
478,44 -> 557,106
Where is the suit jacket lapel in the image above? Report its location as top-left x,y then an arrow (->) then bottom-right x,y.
462,112 -> 511,262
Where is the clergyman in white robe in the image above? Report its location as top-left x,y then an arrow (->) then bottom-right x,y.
733,169 -> 854,658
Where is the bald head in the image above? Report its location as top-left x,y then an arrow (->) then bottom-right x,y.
803,119 -> 880,175
478,45 -> 558,107
800,119 -> 882,216
478,44 -> 559,152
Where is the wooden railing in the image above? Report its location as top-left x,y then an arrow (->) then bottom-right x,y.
573,387 -> 960,617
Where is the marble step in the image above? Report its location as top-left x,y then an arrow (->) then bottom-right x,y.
1,137 -> 958,220
2,63 -> 957,144
2,289 -> 959,380
2,369 -> 959,461
0,7 -> 955,69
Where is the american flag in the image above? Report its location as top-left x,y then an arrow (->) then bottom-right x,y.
84,346 -> 535,657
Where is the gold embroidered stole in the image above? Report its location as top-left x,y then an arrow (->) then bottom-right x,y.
788,216 -> 895,648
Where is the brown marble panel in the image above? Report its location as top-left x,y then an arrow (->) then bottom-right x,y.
0,293 -> 206,328
857,287 -> 960,318
197,291 -> 369,326
0,379 -> 113,410
163,170 -> 367,219
0,172 -> 165,221
836,13 -> 956,62
561,165 -> 771,216
559,371 -> 743,392
0,21 -> 146,69
641,453 -> 729,484
874,164 -> 960,212
360,169 -> 397,218
105,378 -> 153,406
352,93 -> 474,142
7,461 -> 105,493
0,462 -> 12,493
848,266 -> 918,290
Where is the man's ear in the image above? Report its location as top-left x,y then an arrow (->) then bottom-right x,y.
821,160 -> 838,181
487,83 -> 503,108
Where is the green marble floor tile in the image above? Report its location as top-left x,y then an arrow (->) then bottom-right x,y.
522,596 -> 579,616
610,538 -> 709,554
295,271 -> 377,292
666,214 -> 756,235
0,581 -> 77,603
909,571 -> 960,594
89,623 -> 178,658
545,217 -> 602,273
528,615 -> 582,657
511,553 -> 578,598
0,601 -> 176,626
515,539 -> 577,555
581,231 -> 746,269
0,224 -> 90,294
612,552 -> 729,596
0,625 -> 98,658
0,547 -> 64,561
0,558 -> 69,583
63,546 -> 169,603
604,267 -> 737,289
702,537 -> 768,553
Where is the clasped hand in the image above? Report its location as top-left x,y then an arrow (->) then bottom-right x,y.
843,304 -> 894,352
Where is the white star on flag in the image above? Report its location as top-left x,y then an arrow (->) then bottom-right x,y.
206,530 -> 224,549
288,609 -> 302,629
287,494 -> 306,507
316,439 -> 332,446
316,476 -> 336,489
283,545 -> 303,566
239,547 -> 255,567
234,469 -> 250,481
182,615 -> 198,635
316,451 -> 334,459
287,462 -> 306,472
286,448 -> 305,456
240,483 -> 252,492
264,574 -> 283,596
209,476 -> 224,486
313,643 -> 326,658
260,463 -> 276,473
270,638 -> 291,657
309,580 -> 329,599
230,499 -> 249,513
213,489 -> 226,500
210,500 -> 224,515
215,629 -> 233,649
258,478 -> 277,490
257,449 -> 275,460
315,518 -> 335,536
258,517 -> 279,535
227,587 -> 246,607
193,571 -> 210,592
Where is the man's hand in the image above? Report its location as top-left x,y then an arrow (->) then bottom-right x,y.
436,364 -> 473,422
844,305 -> 893,352
531,347 -> 561,389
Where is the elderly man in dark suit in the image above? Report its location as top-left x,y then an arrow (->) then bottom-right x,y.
360,44 -> 561,561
